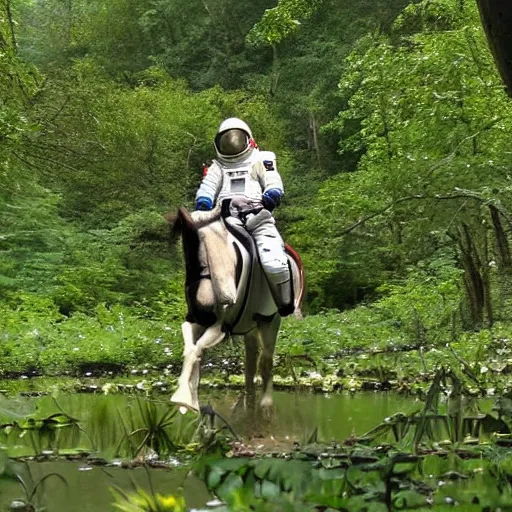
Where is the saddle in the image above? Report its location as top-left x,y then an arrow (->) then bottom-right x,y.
220,199 -> 304,332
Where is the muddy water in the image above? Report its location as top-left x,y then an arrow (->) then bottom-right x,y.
0,390 -> 418,511
206,390 -> 418,449
1,390 -> 419,454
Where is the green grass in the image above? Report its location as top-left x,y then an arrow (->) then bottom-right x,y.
2,292 -> 512,397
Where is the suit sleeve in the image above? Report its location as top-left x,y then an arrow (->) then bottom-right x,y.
259,151 -> 284,194
195,161 -> 223,202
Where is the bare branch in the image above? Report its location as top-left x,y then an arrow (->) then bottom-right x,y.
26,140 -> 99,163
47,95 -> 70,123
12,151 -> 45,172
14,150 -> 81,173
340,188 -> 512,235
340,195 -> 426,235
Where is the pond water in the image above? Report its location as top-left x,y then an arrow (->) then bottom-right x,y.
208,389 -> 419,449
0,461 -> 211,512
0,388 -> 420,511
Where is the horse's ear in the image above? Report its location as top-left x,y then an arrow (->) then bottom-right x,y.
177,206 -> 194,228
163,211 -> 176,225
166,207 -> 196,242
162,210 -> 182,242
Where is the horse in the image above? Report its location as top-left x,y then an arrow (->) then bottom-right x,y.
168,200 -> 305,413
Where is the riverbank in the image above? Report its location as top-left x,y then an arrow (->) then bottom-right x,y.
2,305 -> 512,400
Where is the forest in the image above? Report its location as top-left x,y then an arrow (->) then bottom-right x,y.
2,0 -> 512,376
4,0 -> 512,510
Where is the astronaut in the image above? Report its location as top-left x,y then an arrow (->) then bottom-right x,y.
195,117 -> 293,317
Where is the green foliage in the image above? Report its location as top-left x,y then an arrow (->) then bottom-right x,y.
374,257 -> 462,343
4,0 -> 512,422
115,398 -> 179,458
247,0 -> 324,47
0,10 -> 41,155
0,455 -> 67,512
189,372 -> 512,511
279,257 -> 461,356
111,487 -> 186,512
0,396 -> 82,456
196,445 -> 512,511
0,300 -> 183,376
289,0 -> 512,311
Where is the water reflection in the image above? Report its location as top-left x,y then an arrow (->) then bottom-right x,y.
0,461 -> 210,512
0,390 -> 420,457
0,389 -> 420,511
205,390 -> 419,449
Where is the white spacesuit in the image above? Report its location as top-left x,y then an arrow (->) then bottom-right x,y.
195,118 -> 293,316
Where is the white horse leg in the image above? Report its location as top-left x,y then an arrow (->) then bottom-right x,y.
243,329 -> 260,410
182,322 -> 203,409
181,321 -> 204,352
258,314 -> 281,410
171,322 -> 225,412
170,322 -> 203,411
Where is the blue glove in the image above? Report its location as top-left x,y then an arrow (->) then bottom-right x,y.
262,189 -> 283,211
195,196 -> 213,211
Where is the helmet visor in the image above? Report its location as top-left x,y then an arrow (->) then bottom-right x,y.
216,129 -> 249,157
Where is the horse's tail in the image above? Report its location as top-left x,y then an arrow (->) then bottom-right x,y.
285,243 -> 306,320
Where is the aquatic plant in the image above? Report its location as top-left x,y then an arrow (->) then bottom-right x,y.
0,453 -> 67,512
111,487 -> 186,512
115,398 -> 182,458
188,367 -> 512,511
0,397 -> 86,456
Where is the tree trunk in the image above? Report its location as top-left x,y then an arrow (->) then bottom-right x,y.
309,113 -> 321,167
489,205 -> 512,270
476,0 -> 512,97
4,0 -> 17,50
270,44 -> 280,97
489,204 -> 512,311
481,226 -> 494,327
455,224 -> 485,328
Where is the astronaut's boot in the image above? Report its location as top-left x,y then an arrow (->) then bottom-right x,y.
270,279 -> 294,317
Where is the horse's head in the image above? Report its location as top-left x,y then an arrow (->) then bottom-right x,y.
166,205 -> 237,321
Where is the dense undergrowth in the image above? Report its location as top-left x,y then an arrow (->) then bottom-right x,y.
3,285 -> 512,401
3,0 -> 512,400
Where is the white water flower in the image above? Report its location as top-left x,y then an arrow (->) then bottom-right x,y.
102,383 -> 117,395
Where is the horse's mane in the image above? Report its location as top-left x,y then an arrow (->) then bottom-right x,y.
166,204 -> 236,314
